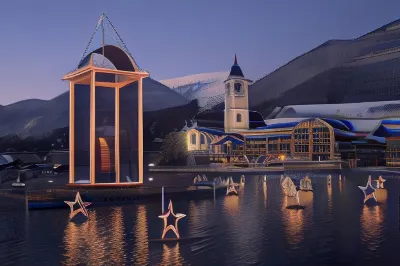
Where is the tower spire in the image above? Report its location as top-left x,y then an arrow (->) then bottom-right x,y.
234,54 -> 237,65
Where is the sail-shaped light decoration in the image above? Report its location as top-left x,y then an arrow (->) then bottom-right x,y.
64,192 -> 91,219
226,183 -> 238,196
263,175 -> 267,182
282,177 -> 297,197
158,200 -> 186,239
358,176 -> 377,204
240,175 -> 245,185
300,176 -> 313,191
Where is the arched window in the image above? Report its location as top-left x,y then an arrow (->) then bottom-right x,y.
191,134 -> 196,145
237,113 -> 242,122
200,134 -> 205,144
225,83 -> 230,94
234,82 -> 243,95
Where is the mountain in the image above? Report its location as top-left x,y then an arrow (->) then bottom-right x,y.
0,77 -> 190,139
249,19 -> 400,117
160,72 -> 228,111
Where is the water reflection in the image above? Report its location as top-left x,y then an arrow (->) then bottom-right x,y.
160,243 -> 184,266
360,189 -> 387,252
133,205 -> 148,266
281,195 -> 304,246
63,211 -> 107,265
263,180 -> 267,208
223,195 -> 239,215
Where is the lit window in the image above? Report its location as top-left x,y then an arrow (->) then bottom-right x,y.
237,113 -> 242,122
191,134 -> 196,145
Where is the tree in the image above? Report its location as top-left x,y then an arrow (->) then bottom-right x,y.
160,132 -> 188,165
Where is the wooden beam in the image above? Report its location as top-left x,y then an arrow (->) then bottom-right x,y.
138,78 -> 143,184
69,82 -> 75,184
95,81 -> 117,88
90,71 -> 96,184
115,86 -> 120,183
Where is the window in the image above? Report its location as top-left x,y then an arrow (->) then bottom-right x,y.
200,134 -> 205,144
225,83 -> 230,94
234,82 -> 243,95
237,113 -> 242,122
191,134 -> 196,145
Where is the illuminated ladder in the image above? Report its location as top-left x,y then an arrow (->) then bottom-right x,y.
99,137 -> 111,172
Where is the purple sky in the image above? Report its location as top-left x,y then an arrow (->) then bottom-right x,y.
0,0 -> 400,105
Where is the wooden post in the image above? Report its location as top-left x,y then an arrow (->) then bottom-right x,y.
90,71 -> 96,184
115,86 -> 120,183
69,82 -> 75,184
138,78 -> 143,183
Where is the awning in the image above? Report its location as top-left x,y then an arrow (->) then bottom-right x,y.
211,135 -> 244,145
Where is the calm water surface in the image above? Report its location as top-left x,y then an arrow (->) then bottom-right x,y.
1,171 -> 400,266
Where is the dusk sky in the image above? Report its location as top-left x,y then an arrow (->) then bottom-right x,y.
0,0 -> 400,105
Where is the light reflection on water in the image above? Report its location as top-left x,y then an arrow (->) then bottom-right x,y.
1,172 -> 400,265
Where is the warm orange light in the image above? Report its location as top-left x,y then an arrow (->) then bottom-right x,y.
280,155 -> 286,161
64,192 -> 91,219
158,200 -> 186,239
226,184 -> 238,196
99,137 -> 111,173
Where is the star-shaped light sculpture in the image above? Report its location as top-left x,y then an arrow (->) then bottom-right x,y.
158,200 -> 186,239
358,176 -> 377,204
64,192 -> 91,219
226,184 -> 238,196
374,175 -> 386,189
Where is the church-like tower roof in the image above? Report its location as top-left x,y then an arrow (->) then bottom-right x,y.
225,54 -> 252,83
229,54 -> 244,77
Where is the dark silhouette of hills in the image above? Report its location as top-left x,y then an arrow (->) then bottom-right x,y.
249,19 -> 400,116
0,77 -> 190,139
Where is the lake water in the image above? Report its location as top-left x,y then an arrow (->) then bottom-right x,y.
1,171 -> 400,266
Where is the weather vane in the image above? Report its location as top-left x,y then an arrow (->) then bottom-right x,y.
158,200 -> 186,239
64,192 -> 91,219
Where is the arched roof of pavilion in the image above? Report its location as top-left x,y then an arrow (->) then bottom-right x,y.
77,44 -> 141,72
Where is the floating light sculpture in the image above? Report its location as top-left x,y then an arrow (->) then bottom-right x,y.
327,174 -> 332,186
64,192 -> 91,219
339,175 -> 342,181
300,176 -> 313,191
358,176 -> 377,204
240,175 -> 245,185
226,184 -> 238,196
373,175 -> 386,189
158,200 -> 186,239
263,175 -> 267,182
282,177 -> 297,197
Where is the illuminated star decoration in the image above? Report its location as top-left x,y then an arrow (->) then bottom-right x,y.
374,175 -> 386,189
64,192 -> 91,219
158,200 -> 186,239
358,176 -> 377,204
226,184 -> 238,196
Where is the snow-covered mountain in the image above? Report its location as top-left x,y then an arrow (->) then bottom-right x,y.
160,72 -> 229,110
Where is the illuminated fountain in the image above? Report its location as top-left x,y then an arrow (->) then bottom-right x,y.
64,192 -> 91,219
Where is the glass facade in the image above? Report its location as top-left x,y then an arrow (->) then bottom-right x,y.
292,119 -> 333,160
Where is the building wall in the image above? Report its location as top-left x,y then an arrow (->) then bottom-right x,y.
224,79 -> 250,132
